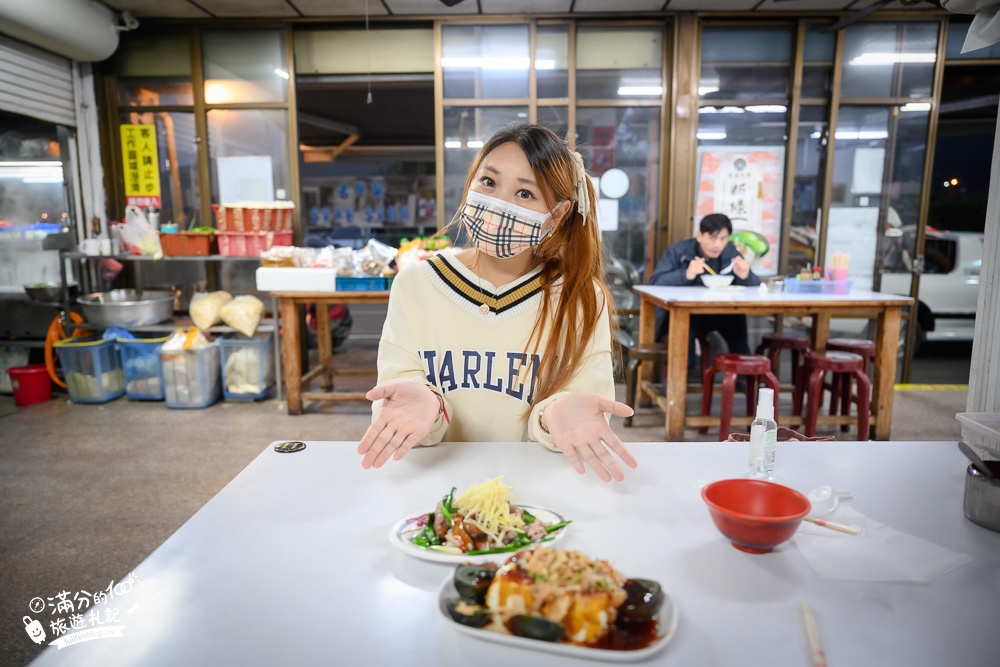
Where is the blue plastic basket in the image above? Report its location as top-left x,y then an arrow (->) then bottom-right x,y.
336,276 -> 387,291
53,337 -> 124,404
784,278 -> 853,294
160,341 -> 221,409
220,335 -> 274,401
118,337 -> 168,400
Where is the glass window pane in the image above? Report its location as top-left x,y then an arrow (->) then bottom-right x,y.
929,65 -> 1000,232
841,23 -> 938,99
577,27 -> 662,100
119,111 -> 200,227
207,109 -> 289,205
536,106 -> 568,140
114,31 -> 193,106
801,24 -> 835,99
803,25 -> 835,63
0,110 -> 69,226
537,25 -> 568,98
946,18 -> 1000,59
694,106 -> 787,275
203,30 -> 288,104
790,106 -> 829,276
576,107 -> 660,271
442,25 -> 530,99
701,26 -> 792,101
442,106 -> 528,219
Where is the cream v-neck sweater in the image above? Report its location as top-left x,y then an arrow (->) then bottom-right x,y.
373,252 -> 615,448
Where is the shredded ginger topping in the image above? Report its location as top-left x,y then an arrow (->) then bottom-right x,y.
453,475 -> 525,544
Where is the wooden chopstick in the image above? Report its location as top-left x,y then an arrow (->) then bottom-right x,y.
804,516 -> 860,535
801,603 -> 827,667
697,256 -> 718,275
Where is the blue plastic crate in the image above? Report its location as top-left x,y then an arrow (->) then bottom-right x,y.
220,335 -> 274,401
336,276 -> 387,291
118,336 -> 168,400
160,341 -> 221,409
53,337 -> 124,404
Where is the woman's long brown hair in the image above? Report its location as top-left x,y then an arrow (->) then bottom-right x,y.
445,123 -> 615,409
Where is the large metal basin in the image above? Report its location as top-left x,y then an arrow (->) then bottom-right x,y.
78,289 -> 175,328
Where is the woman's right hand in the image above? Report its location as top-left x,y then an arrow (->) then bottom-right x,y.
358,381 -> 442,469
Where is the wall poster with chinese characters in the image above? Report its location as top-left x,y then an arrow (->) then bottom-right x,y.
694,146 -> 785,275
120,124 -> 162,209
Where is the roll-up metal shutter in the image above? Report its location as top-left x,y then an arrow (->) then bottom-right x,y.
0,34 -> 75,127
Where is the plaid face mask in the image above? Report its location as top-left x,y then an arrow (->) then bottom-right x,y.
460,190 -> 552,259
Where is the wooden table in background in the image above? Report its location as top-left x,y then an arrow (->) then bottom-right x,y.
633,285 -> 913,440
273,291 -> 390,414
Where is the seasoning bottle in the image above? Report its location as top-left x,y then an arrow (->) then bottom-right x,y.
748,387 -> 777,479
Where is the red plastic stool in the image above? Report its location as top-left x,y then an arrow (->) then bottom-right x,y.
701,354 -> 780,439
793,351 -> 871,439
825,338 -> 876,432
755,331 -> 811,380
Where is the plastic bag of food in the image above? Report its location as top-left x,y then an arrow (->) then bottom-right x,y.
220,295 -> 264,337
189,291 -> 233,330
161,327 -> 210,351
120,205 -> 163,257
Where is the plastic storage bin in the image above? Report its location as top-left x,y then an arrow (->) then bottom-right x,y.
220,335 -> 274,400
118,336 -> 169,400
218,230 -> 293,257
160,341 -> 221,408
215,204 -> 294,232
53,337 -> 125,404
336,276 -> 388,291
784,278 -> 853,294
956,412 -> 1000,461
160,232 -> 217,257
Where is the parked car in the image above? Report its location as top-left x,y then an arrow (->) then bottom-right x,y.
773,227 -> 982,355
878,228 -> 982,347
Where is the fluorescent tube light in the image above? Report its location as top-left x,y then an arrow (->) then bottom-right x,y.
617,85 -> 663,96
697,130 -> 728,140
849,52 -> 936,66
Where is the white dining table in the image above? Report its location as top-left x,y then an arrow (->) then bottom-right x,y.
29,440 -> 1000,667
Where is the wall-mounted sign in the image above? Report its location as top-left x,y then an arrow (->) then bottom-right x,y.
120,124 -> 161,209
695,147 -> 784,275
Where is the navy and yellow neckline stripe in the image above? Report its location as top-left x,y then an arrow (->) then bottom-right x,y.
427,254 -> 543,315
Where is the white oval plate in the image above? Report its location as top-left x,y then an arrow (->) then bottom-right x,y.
388,504 -> 569,565
436,571 -> 678,662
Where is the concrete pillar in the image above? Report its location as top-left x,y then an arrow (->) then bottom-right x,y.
966,101 -> 1000,413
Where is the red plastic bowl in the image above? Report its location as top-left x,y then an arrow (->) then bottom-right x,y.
701,479 -> 810,554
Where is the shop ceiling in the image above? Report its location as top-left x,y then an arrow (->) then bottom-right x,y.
96,0 -> 939,21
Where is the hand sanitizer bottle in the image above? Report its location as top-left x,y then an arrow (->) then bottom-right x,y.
748,387 -> 777,479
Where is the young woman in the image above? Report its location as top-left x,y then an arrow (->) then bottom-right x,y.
357,123 -> 637,482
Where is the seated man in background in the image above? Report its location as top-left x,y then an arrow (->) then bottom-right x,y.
649,213 -> 760,362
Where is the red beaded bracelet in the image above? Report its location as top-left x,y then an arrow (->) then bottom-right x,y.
428,386 -> 450,424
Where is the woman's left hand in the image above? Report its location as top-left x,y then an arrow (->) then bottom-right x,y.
542,393 -> 637,483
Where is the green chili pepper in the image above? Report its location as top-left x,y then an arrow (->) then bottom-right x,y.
545,520 -> 572,534
440,486 -> 457,524
522,510 -> 536,524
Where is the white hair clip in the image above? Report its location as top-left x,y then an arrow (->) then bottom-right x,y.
570,151 -> 590,223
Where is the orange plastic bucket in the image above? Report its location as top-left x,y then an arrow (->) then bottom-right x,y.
7,364 -> 53,407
